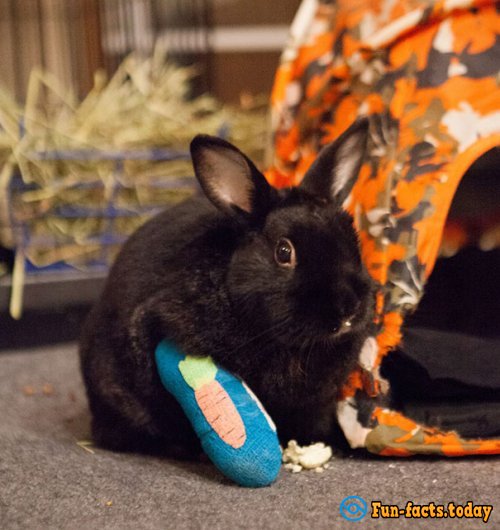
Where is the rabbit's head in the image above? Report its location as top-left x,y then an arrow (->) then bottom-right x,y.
190,119 -> 374,351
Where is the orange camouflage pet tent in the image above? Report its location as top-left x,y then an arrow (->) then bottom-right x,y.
266,0 -> 500,455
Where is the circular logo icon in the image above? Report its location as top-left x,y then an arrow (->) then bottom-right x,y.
340,496 -> 368,522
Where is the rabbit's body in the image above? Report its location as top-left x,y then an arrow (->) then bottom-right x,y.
80,120 -> 375,456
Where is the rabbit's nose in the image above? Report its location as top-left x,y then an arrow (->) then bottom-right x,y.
338,318 -> 353,334
342,318 -> 353,329
330,317 -> 353,336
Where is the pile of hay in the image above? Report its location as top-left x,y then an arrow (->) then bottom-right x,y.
0,51 -> 269,270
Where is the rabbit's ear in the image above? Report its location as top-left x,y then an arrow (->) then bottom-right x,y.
300,118 -> 369,204
190,135 -> 274,218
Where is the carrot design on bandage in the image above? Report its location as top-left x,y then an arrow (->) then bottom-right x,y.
179,356 -> 246,449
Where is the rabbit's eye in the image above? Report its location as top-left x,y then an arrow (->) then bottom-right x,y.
275,238 -> 296,268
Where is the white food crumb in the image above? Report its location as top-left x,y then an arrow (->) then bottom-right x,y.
282,440 -> 333,472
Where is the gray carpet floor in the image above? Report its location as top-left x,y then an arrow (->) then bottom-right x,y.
0,343 -> 498,529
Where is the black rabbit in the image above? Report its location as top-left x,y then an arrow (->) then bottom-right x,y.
79,119 -> 375,457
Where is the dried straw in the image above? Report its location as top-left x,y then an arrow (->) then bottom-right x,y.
0,52 -> 269,267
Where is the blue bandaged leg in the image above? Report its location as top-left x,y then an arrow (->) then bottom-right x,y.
155,339 -> 282,487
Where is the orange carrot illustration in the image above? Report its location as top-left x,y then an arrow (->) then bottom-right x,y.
179,356 -> 246,448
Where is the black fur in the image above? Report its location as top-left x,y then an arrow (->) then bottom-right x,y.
79,120 -> 375,456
